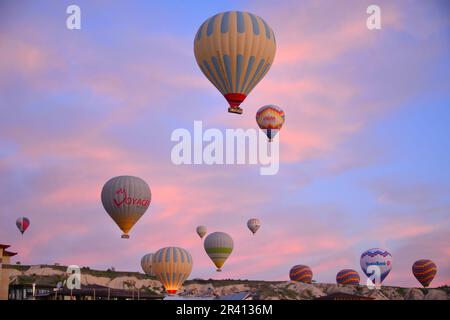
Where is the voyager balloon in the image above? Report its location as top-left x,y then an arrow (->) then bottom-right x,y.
196,225 -> 207,239
247,218 -> 261,235
289,265 -> 313,283
256,105 -> 285,141
141,253 -> 154,276
194,11 -> 277,114
152,247 -> 193,294
360,248 -> 392,285
101,176 -> 151,239
336,269 -> 360,285
204,232 -> 234,271
16,217 -> 30,235
412,259 -> 437,288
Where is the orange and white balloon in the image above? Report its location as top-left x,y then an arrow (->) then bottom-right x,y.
153,247 -> 193,295
256,105 -> 285,141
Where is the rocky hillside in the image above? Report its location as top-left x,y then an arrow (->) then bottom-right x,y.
5,264 -> 449,300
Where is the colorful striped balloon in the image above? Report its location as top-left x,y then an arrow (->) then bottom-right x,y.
194,11 -> 277,114
256,105 -> 285,141
16,217 -> 30,235
152,247 -> 193,294
204,232 -> 234,271
412,259 -> 437,287
336,269 -> 360,285
140,253 -> 154,276
289,265 -> 313,283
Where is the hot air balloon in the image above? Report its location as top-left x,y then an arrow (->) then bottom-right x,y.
16,217 -> 30,235
412,259 -> 437,287
204,232 -> 234,271
336,269 -> 360,285
141,253 -> 154,276
152,247 -> 193,294
101,176 -> 151,239
196,226 -> 207,239
194,11 -> 277,114
360,248 -> 392,285
289,265 -> 313,283
247,218 -> 261,235
256,105 -> 285,142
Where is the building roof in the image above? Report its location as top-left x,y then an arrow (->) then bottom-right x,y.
215,292 -> 252,300
314,292 -> 375,300
0,244 -> 11,249
3,250 -> 18,257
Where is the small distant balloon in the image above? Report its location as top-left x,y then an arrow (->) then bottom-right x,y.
204,232 -> 234,272
289,265 -> 313,283
336,269 -> 360,285
256,105 -> 285,142
247,218 -> 261,235
16,217 -> 30,234
152,247 -> 193,295
101,175 -> 151,239
141,253 -> 154,276
412,259 -> 437,287
196,226 -> 207,239
360,248 -> 392,285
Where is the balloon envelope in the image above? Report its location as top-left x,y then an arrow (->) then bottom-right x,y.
16,217 -> 30,234
412,259 -> 437,287
336,269 -> 360,285
101,176 -> 151,239
289,265 -> 313,283
204,232 -> 234,271
247,218 -> 261,235
256,105 -> 285,141
196,225 -> 207,239
194,11 -> 277,114
360,248 -> 392,285
141,253 -> 154,276
152,247 -> 193,294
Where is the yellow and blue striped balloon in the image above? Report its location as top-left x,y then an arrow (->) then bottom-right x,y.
152,247 -> 193,294
194,11 -> 277,114
204,232 -> 234,271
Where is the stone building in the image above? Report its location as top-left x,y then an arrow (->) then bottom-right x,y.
0,244 -> 17,300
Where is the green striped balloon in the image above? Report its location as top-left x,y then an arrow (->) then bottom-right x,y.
204,232 -> 234,271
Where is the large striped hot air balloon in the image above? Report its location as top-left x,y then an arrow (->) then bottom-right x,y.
412,259 -> 437,287
194,11 -> 277,114
141,253 -> 154,276
289,265 -> 313,283
16,217 -> 30,235
360,248 -> 392,285
256,105 -> 285,142
336,269 -> 360,285
196,225 -> 207,239
152,247 -> 193,294
204,232 -> 234,271
247,218 -> 261,235
101,176 -> 151,239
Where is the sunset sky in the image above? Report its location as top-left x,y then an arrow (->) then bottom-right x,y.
0,0 -> 449,287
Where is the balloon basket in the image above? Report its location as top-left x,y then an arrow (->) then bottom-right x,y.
121,234 -> 130,239
228,106 -> 243,114
216,268 -> 222,272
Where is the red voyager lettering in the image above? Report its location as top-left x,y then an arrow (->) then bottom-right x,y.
113,188 -> 151,208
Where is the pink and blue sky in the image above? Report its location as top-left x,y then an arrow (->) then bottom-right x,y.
0,0 -> 449,287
